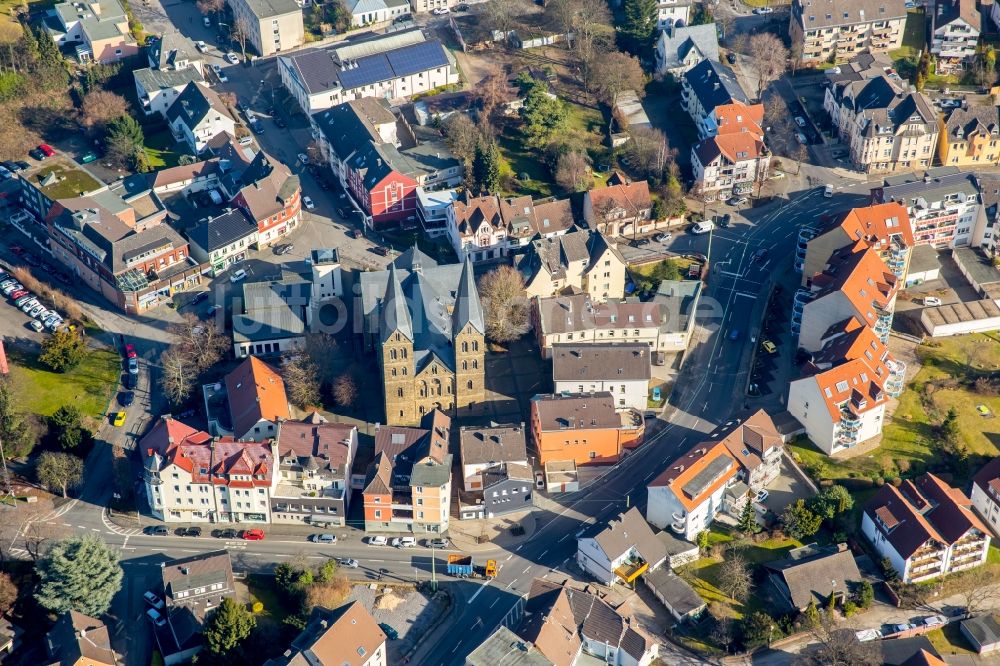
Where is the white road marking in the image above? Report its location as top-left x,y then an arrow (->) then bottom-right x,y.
523,567 -> 530,574
467,578 -> 494,604
490,598 -> 500,608
558,533 -> 570,542
539,549 -> 548,558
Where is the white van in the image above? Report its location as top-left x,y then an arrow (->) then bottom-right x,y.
397,536 -> 416,548
823,184 -> 834,198
229,268 -> 247,283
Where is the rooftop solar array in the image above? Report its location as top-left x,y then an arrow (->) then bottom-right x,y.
385,40 -> 450,78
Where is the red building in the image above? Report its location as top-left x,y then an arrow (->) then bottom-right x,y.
226,151 -> 302,248
346,158 -> 418,228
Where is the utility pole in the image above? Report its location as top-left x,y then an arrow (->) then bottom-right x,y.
431,545 -> 437,592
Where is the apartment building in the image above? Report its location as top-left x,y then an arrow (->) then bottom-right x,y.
232,275 -> 309,358
166,82 -> 237,155
530,392 -> 644,466
225,0 -> 303,57
552,343 -> 651,413
265,602 -> 388,666
938,106 -> 1000,168
971,457 -> 1000,538
790,0 -> 907,65
581,181 -> 653,238
280,29 -> 457,114
799,202 -> 913,285
459,423 -> 528,492
788,317 -> 905,454
872,167 -> 985,248
647,411 -> 782,540
447,193 -> 574,262
931,0 -> 980,74
134,31 -> 204,117
655,23 -> 718,77
824,53 -> 902,135
862,473 -> 991,583
363,411 -> 452,533
46,0 -> 137,63
656,0 -> 692,29
681,60 -> 751,133
798,244 -> 899,350
185,208 -> 259,276
577,507 -> 668,587
692,128 -> 770,201
223,151 -> 302,248
140,416 -> 277,524
516,229 -> 628,301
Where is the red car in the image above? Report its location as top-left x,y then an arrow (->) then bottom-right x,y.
9,289 -> 28,301
9,245 -> 24,255
38,144 -> 55,157
125,343 -> 137,359
240,529 -> 265,541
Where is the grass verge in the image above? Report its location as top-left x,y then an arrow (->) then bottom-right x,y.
8,346 -> 120,420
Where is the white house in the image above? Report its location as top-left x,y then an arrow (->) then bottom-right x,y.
692,132 -> 769,201
166,82 -> 237,155
656,0 -> 692,29
223,356 -> 291,441
134,34 -> 205,117
552,343 -> 651,412
185,208 -> 259,276
458,423 -> 528,492
576,507 -> 668,586
309,248 -> 343,301
346,0 -> 409,26
971,458 -> 1000,538
931,0 -> 980,75
862,473 -> 991,583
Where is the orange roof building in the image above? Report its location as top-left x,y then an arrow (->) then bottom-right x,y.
224,356 -> 290,441
691,128 -> 770,201
582,181 -> 653,238
530,392 -> 644,467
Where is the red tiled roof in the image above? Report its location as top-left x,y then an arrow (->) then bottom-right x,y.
648,440 -> 737,512
586,181 -> 652,217
714,101 -> 764,137
834,202 -> 914,249
224,356 -> 290,438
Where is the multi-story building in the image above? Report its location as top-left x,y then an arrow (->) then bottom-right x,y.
681,60 -> 751,134
552,343 -> 651,413
971,457 -> 1000,538
459,423 -> 528,492
790,0 -> 906,65
45,0 -> 138,63
265,601 -> 388,666
134,31 -> 204,117
656,0 -> 692,29
166,82 -> 237,155
647,411 -> 782,540
221,356 -> 290,441
409,0 -> 455,14
45,612 -> 117,666
691,129 -> 770,201
232,275 -> 309,358
140,416 -> 277,524
862,473 -> 991,583
281,29 -> 457,114
17,155 -> 106,222
312,97 -> 462,229
225,0 -> 303,57
363,410 -> 452,533
788,317 -> 905,454
222,151 -> 302,248
937,106 -> 1000,168
516,229 -> 627,301
577,507 -> 668,587
931,0 -> 980,74
271,417 -> 357,527
185,208 -> 259,276
359,252 -> 485,426
446,193 -> 574,262
799,202 -> 913,285
655,23 -> 718,77
872,167 -> 985,248
824,53 -> 904,139
581,181 -> 653,238
530,392 -> 644,466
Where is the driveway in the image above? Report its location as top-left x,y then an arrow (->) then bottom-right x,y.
764,458 -> 812,515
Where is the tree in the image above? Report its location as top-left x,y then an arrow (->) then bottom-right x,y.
48,405 -> 88,452
232,16 -> 252,58
853,580 -> 874,610
625,126 -> 670,181
747,33 -> 789,99
741,611 -> 774,648
476,65 -> 513,131
35,535 -> 123,616
483,0 -> 522,43
520,83 -> 567,148
478,265 -> 530,344
171,313 -> 228,370
0,377 -> 32,459
717,553 -> 752,602
798,614 -> 881,666
659,170 -> 685,216
977,45 -> 998,88
955,566 -> 1000,615
332,373 -> 359,409
592,51 -> 646,107
472,140 -> 502,194
802,598 -> 820,628
697,530 -> 710,553
443,112 -> 481,173
282,354 -> 321,409
940,408 -> 962,451
554,150 -> 592,192
808,485 -> 853,520
197,0 -> 224,16
39,329 -> 87,372
79,90 -> 128,136
160,350 -> 195,406
36,451 -> 83,498
781,499 -> 822,540
737,499 -> 759,534
203,597 -> 256,656
620,0 -> 657,53
0,572 -> 16,616
105,114 -> 146,172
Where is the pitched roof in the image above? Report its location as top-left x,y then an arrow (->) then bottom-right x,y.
589,506 -> 668,565
231,151 -> 299,222
149,30 -> 199,70
239,0 -> 300,19
960,615 -> 1000,649
460,423 -> 528,467
363,451 -> 393,495
715,101 -> 764,136
586,181 -> 652,219
882,636 -> 943,665
224,356 -> 290,437
552,343 -> 651,382
944,104 -> 999,140
187,207 -> 257,253
535,293 -> 669,336
520,580 -> 581,666
683,59 -> 748,113
764,545 -> 862,609
934,0 -> 980,32
648,439 -> 738,512
642,568 -> 705,617
467,626 -> 554,666
825,202 -> 913,249
531,392 -> 622,432
453,256 -> 485,335
718,409 -> 782,471
45,611 -> 116,666
275,420 -> 355,479
972,457 -> 1000,504
694,132 -> 766,168
794,0 -> 907,30
656,23 -> 719,71
809,243 -> 898,328
268,601 -> 387,666
166,81 -> 233,129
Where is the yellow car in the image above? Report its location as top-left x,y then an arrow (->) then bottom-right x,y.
761,340 -> 777,354
112,411 -> 127,427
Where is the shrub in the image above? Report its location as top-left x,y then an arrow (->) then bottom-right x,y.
252,601 -> 263,613
874,477 -> 885,487
843,600 -> 859,617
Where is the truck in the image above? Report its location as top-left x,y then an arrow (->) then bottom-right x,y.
447,554 -> 474,578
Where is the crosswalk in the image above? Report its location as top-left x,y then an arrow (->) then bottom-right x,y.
100,508 -> 142,536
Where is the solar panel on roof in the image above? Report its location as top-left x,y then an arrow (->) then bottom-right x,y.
386,41 -> 449,78
339,53 -> 395,90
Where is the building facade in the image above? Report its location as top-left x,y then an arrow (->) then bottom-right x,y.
938,106 -> 1000,168
931,0 -> 980,74
225,0 -> 303,56
971,458 -> 1000,538
529,392 -> 644,466
872,168 -> 985,248
551,343 -> 651,413
790,0 -> 906,65
516,229 -> 628,302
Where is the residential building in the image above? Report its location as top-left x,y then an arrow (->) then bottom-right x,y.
225,0 -> 303,56
358,252 -> 485,425
646,410 -> 782,539
221,150 -> 302,248
693,99 -> 765,143
582,181 -> 653,239
447,193 -> 575,262
938,106 -> 1000,168
692,129 -> 770,201
971,457 -> 1000,537
823,53 -> 901,133
873,167 -> 985,248
166,82 -> 237,155
520,579 -> 659,666
552,343 -> 651,412
280,29 -> 458,114
931,0 -> 980,74
459,423 -> 528,491
416,186 -> 458,236
656,0 -> 692,29
763,543 -> 863,611
460,463 -> 534,520
134,31 -> 205,117
309,247 -> 344,305
45,611 -> 117,666
467,626 -> 554,666
363,410 -> 452,533
156,551 -> 237,665
530,392 -> 644,466
140,416 -> 277,523
681,60 -> 750,134
959,615 -> 1000,655
345,0 -> 409,26
799,202 -> 913,285
410,0 -> 455,14
788,317 -> 905,454
271,416 -> 357,527
532,287 -> 701,359
221,356 -> 290,441
312,97 -> 462,229
798,244 -> 900,349
789,0 -> 907,65
882,637 -> 946,666
264,601 -> 388,666
45,0 -> 137,63
655,24 -> 718,77
516,229 -> 627,301
17,155 -> 105,222
185,208 -> 259,276
576,506 -> 668,587
862,473 -> 992,582
232,275 -> 309,358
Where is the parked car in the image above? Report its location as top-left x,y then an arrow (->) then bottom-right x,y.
119,391 -> 135,407
230,268 -> 247,283
274,243 -> 294,255
189,292 -> 209,306
38,144 -> 55,157
691,220 -> 715,234
396,536 -> 416,548
8,289 -> 28,300
125,343 -> 137,359
146,608 -> 167,627
143,591 -> 165,610
761,340 -> 777,354
337,557 -> 359,568
753,6 -> 773,13
431,6 -> 449,13
212,65 -> 227,82
80,151 -> 99,164
128,357 -> 139,375
212,528 -> 239,539
145,525 -> 169,536
794,116 -> 806,127
794,132 -> 807,144
1,160 -> 22,172
195,40 -> 208,52
274,116 -> 287,128
183,526 -> 203,537
123,373 -> 136,390
241,528 -> 265,541
752,248 -> 769,263
303,196 -> 315,210
823,184 -> 834,198
728,328 -> 740,341
726,52 -> 737,64
203,15 -> 211,26
727,196 -> 748,207
224,52 -> 240,65
309,533 -> 337,544
29,320 -> 44,332
19,298 -> 38,312
28,148 -> 45,160
379,623 -> 399,640
427,538 -> 450,548
297,152 -> 309,164
367,535 -> 388,546
923,296 -> 942,306
755,489 -> 769,503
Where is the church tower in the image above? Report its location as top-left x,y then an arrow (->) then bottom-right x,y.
452,257 -> 486,414
380,264 -> 416,425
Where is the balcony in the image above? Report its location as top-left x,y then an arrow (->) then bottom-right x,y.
614,558 -> 649,584
671,514 -> 686,533
910,566 -> 943,582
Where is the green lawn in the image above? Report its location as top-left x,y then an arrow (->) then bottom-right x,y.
143,129 -> 183,169
0,0 -> 54,29
926,622 -> 976,655
890,9 -> 928,63
246,574 -> 295,625
8,346 -> 120,421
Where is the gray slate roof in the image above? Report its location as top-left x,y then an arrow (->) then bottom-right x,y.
238,0 -> 300,19
187,208 -> 257,253
150,31 -> 199,70
453,256 -> 485,335
468,626 -> 554,666
794,0 -> 906,30
587,506 -> 667,565
552,343 -> 651,382
135,66 -> 203,93
166,82 -> 233,130
683,59 -> 748,113
643,568 -> 705,618
657,23 -> 719,71
960,615 -> 1000,649
460,423 -> 527,466
763,545 -> 862,610
654,280 -> 702,334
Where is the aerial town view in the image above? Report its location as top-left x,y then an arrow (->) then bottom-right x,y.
4,0 -> 1000,662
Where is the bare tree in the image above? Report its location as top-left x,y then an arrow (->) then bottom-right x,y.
197,0 -> 224,16
483,0 -> 524,45
36,451 -> 83,499
626,126 -> 671,181
571,0 -> 612,50
232,16 -> 252,59
591,51 -> 646,106
305,333 -> 339,387
169,314 -> 228,370
80,90 -> 129,137
160,351 -> 195,406
796,615 -> 881,666
333,373 -> 358,409
554,150 -> 592,192
478,266 -> 530,344
0,572 -> 16,616
282,354 -> 321,409
443,113 -> 481,168
955,567 -> 1000,615
748,33 -> 789,99
717,552 -> 752,602
477,66 -> 513,132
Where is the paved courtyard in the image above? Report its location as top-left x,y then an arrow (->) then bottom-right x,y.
347,583 -> 450,663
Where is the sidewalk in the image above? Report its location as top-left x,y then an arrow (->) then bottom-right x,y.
447,510 -> 538,554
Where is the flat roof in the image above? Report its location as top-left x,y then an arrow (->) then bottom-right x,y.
922,299 -> 1000,326
908,243 -> 941,275
21,158 -> 104,200
954,246 -> 1000,288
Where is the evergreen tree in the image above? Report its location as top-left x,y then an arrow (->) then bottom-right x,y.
0,377 -> 32,459
203,598 -> 256,656
781,499 -> 822,540
39,330 -> 86,372
741,611 -> 774,648
519,86 -> 567,148
472,140 -> 501,194
35,535 -> 123,616
737,499 -> 759,534
48,405 -> 87,452
802,598 -> 820,627
620,0 -> 657,52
